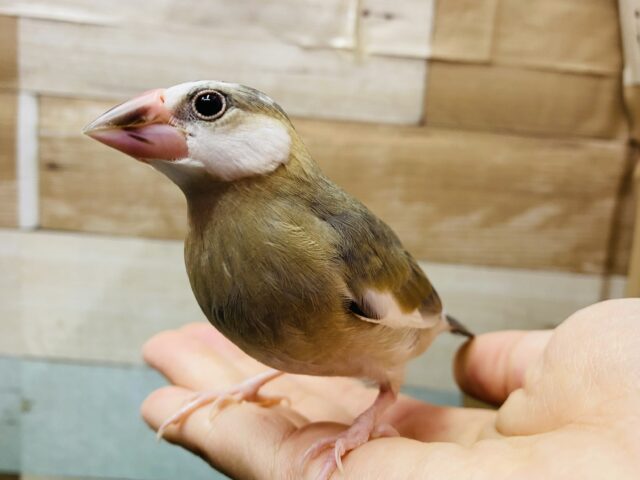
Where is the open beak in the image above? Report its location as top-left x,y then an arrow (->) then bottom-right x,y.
82,89 -> 188,161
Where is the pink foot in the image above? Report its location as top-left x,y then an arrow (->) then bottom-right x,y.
157,369 -> 285,439
301,386 -> 398,480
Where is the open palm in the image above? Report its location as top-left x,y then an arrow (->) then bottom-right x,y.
142,299 -> 640,479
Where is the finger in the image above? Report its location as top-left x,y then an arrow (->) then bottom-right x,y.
384,396 -> 498,443
143,326 -> 247,390
179,324 -> 368,406
143,386 -> 521,480
142,385 -> 320,479
454,330 -> 552,405
179,323 -> 267,373
144,325 -> 364,422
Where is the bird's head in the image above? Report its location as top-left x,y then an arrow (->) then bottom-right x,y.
83,81 -> 295,188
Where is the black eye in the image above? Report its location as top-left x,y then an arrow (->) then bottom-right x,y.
192,90 -> 226,120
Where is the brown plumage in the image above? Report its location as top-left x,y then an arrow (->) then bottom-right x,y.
84,80 -> 472,479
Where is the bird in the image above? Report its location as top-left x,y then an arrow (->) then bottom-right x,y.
83,81 -> 473,479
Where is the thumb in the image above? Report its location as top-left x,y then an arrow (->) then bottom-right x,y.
454,330 -> 552,405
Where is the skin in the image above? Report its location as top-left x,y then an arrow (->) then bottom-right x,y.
141,298 -> 640,479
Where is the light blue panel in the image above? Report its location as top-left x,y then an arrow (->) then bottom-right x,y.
19,360 -> 228,480
0,355 -> 462,479
0,357 -> 21,473
401,385 -> 462,407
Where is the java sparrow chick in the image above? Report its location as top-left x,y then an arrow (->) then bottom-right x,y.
84,81 -> 472,479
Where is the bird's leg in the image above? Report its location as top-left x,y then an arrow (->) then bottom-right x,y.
302,383 -> 398,480
157,369 -> 285,440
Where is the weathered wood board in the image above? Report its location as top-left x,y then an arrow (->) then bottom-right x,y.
425,62 -> 626,139
0,15 -> 17,88
0,0 -> 620,74
430,0 -> 498,63
39,96 -> 628,273
0,16 -> 18,227
627,163 -> 640,296
0,230 -> 626,392
12,17 -> 426,125
0,0 -> 435,59
493,0 -> 622,75
0,91 -> 17,227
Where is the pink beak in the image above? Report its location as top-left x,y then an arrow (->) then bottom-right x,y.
82,89 -> 188,161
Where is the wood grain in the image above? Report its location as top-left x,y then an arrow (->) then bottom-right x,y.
0,0 -> 435,60
0,15 -> 17,87
0,91 -> 17,227
359,0 -> 434,58
425,61 -> 626,139
627,163 -> 640,296
16,17 -> 426,125
494,0 -> 622,75
0,17 -> 17,227
0,0 -> 353,47
0,230 -> 626,393
430,0 -> 498,62
619,0 -> 640,86
39,96 -> 629,273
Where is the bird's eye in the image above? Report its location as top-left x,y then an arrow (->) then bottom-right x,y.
192,90 -> 226,120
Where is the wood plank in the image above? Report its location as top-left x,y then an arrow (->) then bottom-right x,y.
40,96 -> 628,273
14,17 -> 426,125
493,0 -> 622,75
0,0 -> 354,52
627,163 -> 640,296
431,0 -> 498,62
0,0 -> 435,61
0,15 -> 17,87
618,0 -> 640,86
624,85 -> 640,142
607,152 -> 637,276
0,230 -> 202,364
0,91 -> 17,227
425,61 -> 626,139
0,16 -> 18,227
0,230 -> 627,393
359,0 -> 434,58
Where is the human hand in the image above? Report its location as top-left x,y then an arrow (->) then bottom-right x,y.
141,299 -> 640,479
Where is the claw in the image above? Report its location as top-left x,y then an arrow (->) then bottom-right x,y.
156,369 -> 284,441
334,439 -> 345,473
299,385 -> 399,480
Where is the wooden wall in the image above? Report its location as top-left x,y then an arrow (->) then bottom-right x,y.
0,0 -> 638,477
0,0 -> 635,275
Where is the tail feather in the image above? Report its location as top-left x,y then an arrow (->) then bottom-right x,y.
445,314 -> 474,338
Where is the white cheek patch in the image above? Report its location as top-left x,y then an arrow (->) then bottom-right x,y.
187,113 -> 292,181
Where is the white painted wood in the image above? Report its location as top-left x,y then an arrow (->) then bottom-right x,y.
361,0 -> 435,58
16,92 -> 38,229
0,0 -> 355,47
0,229 -> 203,364
17,17 -> 426,124
0,0 -> 434,59
619,0 -> 640,85
0,230 -> 626,391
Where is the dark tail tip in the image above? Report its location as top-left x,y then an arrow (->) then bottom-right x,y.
446,314 -> 474,338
